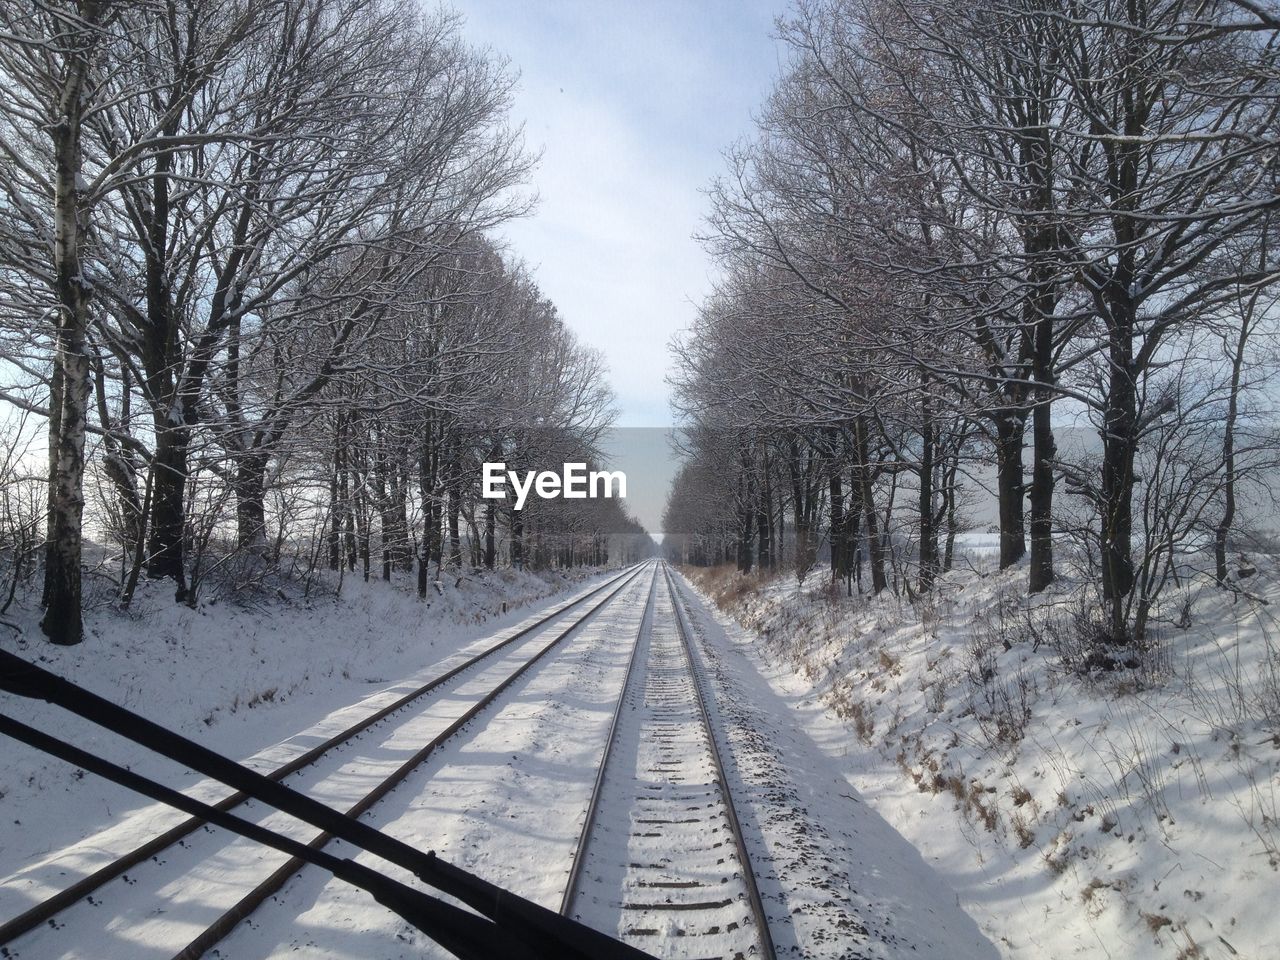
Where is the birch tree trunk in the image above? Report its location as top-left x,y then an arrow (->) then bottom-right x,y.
42,2 -> 107,645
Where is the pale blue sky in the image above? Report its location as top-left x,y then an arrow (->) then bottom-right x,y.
452,0 -> 788,426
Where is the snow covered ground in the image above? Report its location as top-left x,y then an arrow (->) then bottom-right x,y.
667,570 -> 997,960
0,559 -> 1023,959
15,548 -> 1265,959
197,567 -> 656,960
683,554 -> 1280,960
0,565 -> 603,882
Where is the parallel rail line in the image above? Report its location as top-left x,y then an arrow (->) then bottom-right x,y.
0,563 -> 648,954
561,562 -> 777,960
559,566 -> 659,914
665,565 -> 776,960
4,561 -> 778,960
171,562 -> 655,960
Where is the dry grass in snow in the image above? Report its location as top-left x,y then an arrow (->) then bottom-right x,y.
686,552 -> 1280,959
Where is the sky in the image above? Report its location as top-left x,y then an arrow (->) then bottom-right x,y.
452,0 -> 789,427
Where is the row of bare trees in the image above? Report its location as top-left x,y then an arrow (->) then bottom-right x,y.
0,0 -> 647,645
667,0 -> 1280,644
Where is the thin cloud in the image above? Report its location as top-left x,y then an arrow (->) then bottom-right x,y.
453,0 -> 784,427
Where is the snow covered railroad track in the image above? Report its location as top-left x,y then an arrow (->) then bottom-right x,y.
0,564 -> 649,960
563,563 -> 776,960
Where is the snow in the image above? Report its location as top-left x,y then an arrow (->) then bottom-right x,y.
14,549 -> 1258,959
668,570 -> 997,960
214,569 -> 657,959
682,554 -> 1280,960
0,565 -> 603,885
0,560 -> 1024,960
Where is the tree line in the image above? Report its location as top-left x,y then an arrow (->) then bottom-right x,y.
0,0 -> 648,646
666,0 -> 1280,645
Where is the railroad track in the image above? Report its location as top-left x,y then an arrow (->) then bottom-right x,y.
562,562 -> 777,960
0,562 -> 652,959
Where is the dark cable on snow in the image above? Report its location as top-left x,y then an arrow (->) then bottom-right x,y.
0,713 -> 533,960
0,649 -> 657,960
0,563 -> 643,948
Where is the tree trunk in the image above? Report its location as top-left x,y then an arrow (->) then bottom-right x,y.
418,428 -> 439,594
994,412 -> 1027,569
41,24 -> 101,645
395,469 -> 412,570
146,423 -> 190,599
1100,306 -> 1138,640
758,453 -> 773,569
41,355 -> 64,611
426,495 -> 441,569
447,489 -> 462,569
1097,81 -> 1144,641
137,63 -> 194,599
92,361 -> 143,557
848,468 -> 863,593
1216,291 -> 1255,585
373,435 -> 392,582
43,294 -> 91,645
918,386 -> 937,592
417,536 -> 429,597
788,444 -> 815,577
484,500 -> 496,569
855,415 -> 886,594
757,499 -> 771,571
776,489 -> 785,568
328,411 -> 343,571
829,470 -> 846,583
343,463 -> 357,573
1028,289 -> 1057,593
357,507 -> 370,582
234,453 -> 269,552
943,454 -> 960,574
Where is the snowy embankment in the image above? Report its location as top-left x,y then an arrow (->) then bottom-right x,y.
685,556 -> 1280,960
0,564 -> 603,879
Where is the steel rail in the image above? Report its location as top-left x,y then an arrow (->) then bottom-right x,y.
0,562 -> 646,950
663,563 -> 778,960
171,561 -> 657,960
558,564 -> 658,915
558,561 -> 778,959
